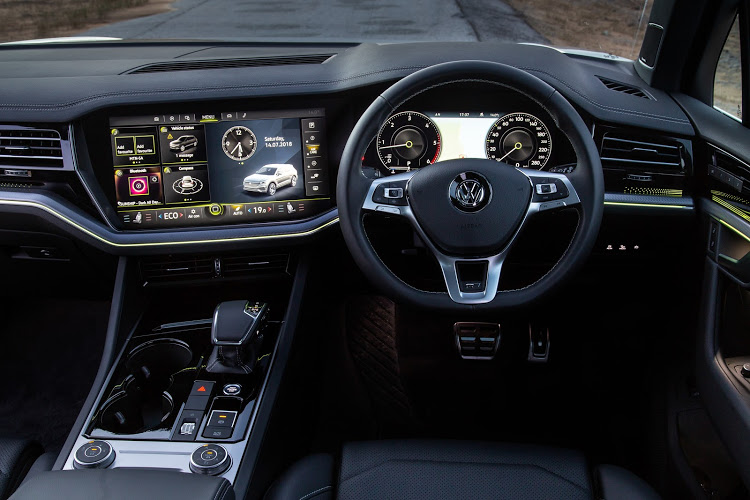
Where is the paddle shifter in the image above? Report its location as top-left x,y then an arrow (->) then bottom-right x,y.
206,300 -> 268,374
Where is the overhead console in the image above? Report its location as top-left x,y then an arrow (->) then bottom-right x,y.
104,109 -> 332,229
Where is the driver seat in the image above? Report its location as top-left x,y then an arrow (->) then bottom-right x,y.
265,440 -> 661,500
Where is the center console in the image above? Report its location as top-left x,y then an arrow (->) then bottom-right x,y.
60,269 -> 294,486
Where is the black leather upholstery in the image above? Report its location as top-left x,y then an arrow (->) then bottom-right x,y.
266,440 -> 661,500
0,438 -> 42,500
595,465 -> 662,500
265,454 -> 334,500
9,469 -> 234,500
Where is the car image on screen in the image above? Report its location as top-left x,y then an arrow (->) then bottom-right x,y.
168,134 -> 198,152
242,164 -> 298,196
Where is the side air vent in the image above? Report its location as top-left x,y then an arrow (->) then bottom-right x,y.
598,76 -> 651,99
128,54 -> 334,74
141,256 -> 215,283
0,128 -> 63,168
222,253 -> 289,277
600,132 -> 683,171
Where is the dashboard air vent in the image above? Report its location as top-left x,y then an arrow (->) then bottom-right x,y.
128,54 -> 334,74
0,128 -> 63,168
222,253 -> 289,277
598,77 -> 651,99
141,256 -> 215,283
600,132 -> 683,171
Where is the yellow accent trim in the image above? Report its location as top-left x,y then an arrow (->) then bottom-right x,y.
717,218 -> 750,243
603,201 -> 690,209
712,196 -> 750,222
0,199 -> 339,248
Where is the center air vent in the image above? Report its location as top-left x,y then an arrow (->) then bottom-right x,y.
0,127 -> 63,169
597,76 -> 651,99
600,132 -> 683,171
140,253 -> 290,283
222,253 -> 289,277
127,54 -> 334,74
141,256 -> 215,283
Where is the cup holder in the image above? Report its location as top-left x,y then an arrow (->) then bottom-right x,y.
99,389 -> 174,434
98,338 -> 192,434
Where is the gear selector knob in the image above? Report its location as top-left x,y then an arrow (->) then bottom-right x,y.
206,300 -> 268,374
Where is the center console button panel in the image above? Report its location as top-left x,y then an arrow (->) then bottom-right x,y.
189,444 -> 230,476
73,440 -> 115,469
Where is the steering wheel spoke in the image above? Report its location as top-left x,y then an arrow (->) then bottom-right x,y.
521,169 -> 581,215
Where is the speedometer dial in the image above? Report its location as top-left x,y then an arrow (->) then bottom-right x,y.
377,111 -> 441,172
485,112 -> 551,169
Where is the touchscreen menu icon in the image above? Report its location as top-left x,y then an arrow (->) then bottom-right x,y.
111,127 -> 160,167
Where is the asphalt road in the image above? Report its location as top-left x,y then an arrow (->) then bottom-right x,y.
84,0 -> 545,43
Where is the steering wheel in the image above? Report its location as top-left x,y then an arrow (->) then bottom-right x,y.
337,61 -> 604,312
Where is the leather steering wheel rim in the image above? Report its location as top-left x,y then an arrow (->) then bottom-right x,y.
337,60 -> 604,312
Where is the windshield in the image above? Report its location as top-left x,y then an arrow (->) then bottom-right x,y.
257,167 -> 277,175
1,0 -> 652,59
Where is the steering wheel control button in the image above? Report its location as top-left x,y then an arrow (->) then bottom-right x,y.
208,410 -> 237,428
539,200 -> 566,212
535,183 -> 557,195
73,440 -> 115,469
533,178 -> 568,202
190,444 -> 230,475
376,205 -> 401,215
384,187 -> 404,199
449,172 -> 491,213
222,383 -> 242,396
372,181 -> 409,207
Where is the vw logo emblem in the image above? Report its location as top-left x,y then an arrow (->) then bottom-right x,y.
455,179 -> 485,208
449,172 -> 491,212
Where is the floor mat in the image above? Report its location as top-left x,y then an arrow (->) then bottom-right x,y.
0,299 -> 110,451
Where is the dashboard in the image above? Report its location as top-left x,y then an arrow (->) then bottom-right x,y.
0,41 -> 697,254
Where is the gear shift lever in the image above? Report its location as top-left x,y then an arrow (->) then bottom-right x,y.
206,300 -> 268,374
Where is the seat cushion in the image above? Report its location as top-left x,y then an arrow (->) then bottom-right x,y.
338,440 -> 593,500
266,440 -> 662,500
0,438 -> 42,500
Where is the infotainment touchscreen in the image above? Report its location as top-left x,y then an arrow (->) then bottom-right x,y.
108,109 -> 331,228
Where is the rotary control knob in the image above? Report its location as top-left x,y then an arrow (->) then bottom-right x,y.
190,444 -> 230,475
73,440 -> 115,469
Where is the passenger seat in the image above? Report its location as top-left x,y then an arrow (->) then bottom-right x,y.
0,438 -> 42,499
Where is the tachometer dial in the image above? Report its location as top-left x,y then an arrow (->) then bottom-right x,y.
485,112 -> 551,169
222,126 -> 257,161
377,111 -> 441,172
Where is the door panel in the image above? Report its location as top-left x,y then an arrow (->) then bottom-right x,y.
675,92 -> 750,490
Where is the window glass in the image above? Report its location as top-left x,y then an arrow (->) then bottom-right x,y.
714,16 -> 742,121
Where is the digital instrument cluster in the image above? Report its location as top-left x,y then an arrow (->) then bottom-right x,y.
108,109 -> 331,229
363,111 -> 570,178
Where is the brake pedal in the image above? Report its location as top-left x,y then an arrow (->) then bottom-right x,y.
454,322 -> 501,360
